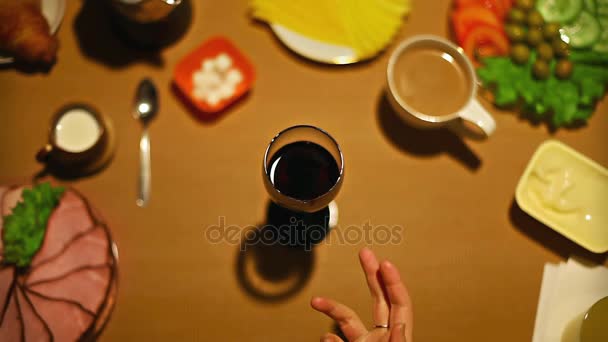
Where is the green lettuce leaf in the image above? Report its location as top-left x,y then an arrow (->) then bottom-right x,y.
2,183 -> 65,268
477,55 -> 607,127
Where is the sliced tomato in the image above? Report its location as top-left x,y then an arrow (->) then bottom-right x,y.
455,0 -> 506,18
462,24 -> 510,66
452,6 -> 501,45
476,43 -> 503,59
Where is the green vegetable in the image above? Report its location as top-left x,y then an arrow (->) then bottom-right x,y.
477,54 -> 608,127
598,17 -> 608,30
592,28 -> 608,52
2,183 -> 65,268
561,11 -> 601,48
584,0 -> 597,14
537,0 -> 584,23
570,49 -> 608,64
598,2 -> 608,15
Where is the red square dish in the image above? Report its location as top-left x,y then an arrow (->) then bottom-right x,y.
173,36 -> 255,114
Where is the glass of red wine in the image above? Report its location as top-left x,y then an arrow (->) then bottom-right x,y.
261,125 -> 343,248
263,125 -> 344,214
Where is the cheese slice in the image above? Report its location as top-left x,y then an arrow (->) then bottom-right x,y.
251,0 -> 411,59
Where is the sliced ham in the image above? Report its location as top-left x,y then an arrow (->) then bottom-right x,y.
29,266 -> 111,314
26,289 -> 94,342
16,286 -> 51,342
30,190 -> 96,268
27,226 -> 109,284
0,185 -> 116,342
1,186 -> 24,261
0,186 -> 8,256
0,267 -> 14,318
0,289 -> 22,341
1,186 -> 25,217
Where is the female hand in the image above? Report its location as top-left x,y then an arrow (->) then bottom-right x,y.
311,248 -> 413,342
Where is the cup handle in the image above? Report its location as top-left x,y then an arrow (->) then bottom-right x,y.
36,144 -> 53,163
449,99 -> 496,139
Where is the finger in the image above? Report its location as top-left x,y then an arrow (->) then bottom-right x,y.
311,297 -> 367,341
379,260 -> 413,339
320,333 -> 345,342
359,248 -> 390,325
389,323 -> 406,342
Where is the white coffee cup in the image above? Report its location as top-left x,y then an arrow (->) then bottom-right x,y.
386,35 -> 496,138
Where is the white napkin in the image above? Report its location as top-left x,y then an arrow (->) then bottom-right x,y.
532,258 -> 608,342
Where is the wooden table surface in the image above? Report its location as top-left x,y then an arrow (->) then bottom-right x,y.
1,0 -> 607,341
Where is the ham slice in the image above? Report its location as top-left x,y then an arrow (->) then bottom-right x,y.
26,289 -> 94,342
0,186 -> 7,255
0,267 -> 14,318
1,186 -> 24,261
27,226 -> 109,284
16,286 -> 51,342
0,289 -> 22,341
30,190 -> 96,268
29,266 -> 111,314
1,186 -> 24,216
0,186 -> 116,341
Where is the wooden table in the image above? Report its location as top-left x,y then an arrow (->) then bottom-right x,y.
1,0 -> 607,341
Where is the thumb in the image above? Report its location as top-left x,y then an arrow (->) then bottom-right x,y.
389,323 -> 406,342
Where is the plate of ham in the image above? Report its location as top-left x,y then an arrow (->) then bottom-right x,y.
0,184 -> 117,341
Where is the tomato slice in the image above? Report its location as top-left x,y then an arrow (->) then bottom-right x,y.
462,24 -> 510,66
452,6 -> 501,45
455,0 -> 505,18
476,43 -> 502,59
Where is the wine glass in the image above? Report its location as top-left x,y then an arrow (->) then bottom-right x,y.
263,125 -> 344,214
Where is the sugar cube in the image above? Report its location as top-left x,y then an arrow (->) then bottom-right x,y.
202,59 -> 215,72
217,83 -> 236,100
225,69 -> 244,86
206,91 -> 221,106
215,53 -> 233,72
192,86 -> 208,101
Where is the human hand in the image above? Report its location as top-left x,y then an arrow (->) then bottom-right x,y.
311,248 -> 413,342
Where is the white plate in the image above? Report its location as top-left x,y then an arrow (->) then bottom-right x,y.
271,24 -> 361,65
0,0 -> 66,64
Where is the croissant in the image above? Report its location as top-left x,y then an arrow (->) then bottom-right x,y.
0,0 -> 58,64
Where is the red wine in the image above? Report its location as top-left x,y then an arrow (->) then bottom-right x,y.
268,141 -> 340,200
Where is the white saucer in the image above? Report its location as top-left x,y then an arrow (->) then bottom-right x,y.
271,24 -> 361,65
0,0 -> 66,64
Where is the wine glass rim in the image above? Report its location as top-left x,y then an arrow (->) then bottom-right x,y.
263,125 -> 344,204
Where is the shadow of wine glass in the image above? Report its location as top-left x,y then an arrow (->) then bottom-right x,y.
234,201 -> 331,303
509,199 -> 607,264
73,0 -> 192,69
375,92 -> 482,171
